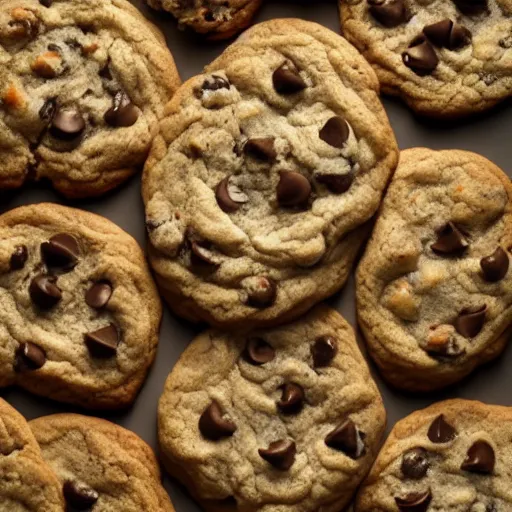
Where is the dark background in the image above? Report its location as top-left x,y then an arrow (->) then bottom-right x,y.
1,1 -> 511,510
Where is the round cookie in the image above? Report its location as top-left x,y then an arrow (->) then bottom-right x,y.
0,398 -> 63,511
356,399 -> 512,511
145,0 -> 263,40
143,18 -> 398,329
0,0 -> 180,198
158,305 -> 386,512
0,203 -> 161,408
340,0 -> 512,118
29,414 -> 175,512
357,148 -> 512,391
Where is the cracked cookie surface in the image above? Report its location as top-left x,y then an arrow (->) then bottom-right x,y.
0,203 -> 161,408
356,148 -> 512,391
158,305 -> 386,512
145,0 -> 263,40
340,0 -> 512,117
0,398 -> 63,511
143,18 -> 398,329
356,400 -> 512,512
0,0 -> 180,198
30,414 -> 175,512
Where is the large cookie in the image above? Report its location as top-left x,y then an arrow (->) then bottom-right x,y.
0,0 -> 180,198
145,0 -> 263,40
0,398 -> 63,511
143,18 -> 398,329
30,414 -> 175,512
340,0 -> 512,118
158,305 -> 386,512
0,203 -> 161,408
356,399 -> 512,511
357,148 -> 512,391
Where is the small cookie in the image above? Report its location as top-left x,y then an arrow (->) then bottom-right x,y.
340,0 -> 512,117
143,19 -> 398,328
357,148 -> 512,391
146,0 -> 263,40
0,398 -> 63,511
158,305 -> 386,512
29,414 -> 175,512
356,399 -> 512,511
0,0 -> 180,197
0,203 -> 161,408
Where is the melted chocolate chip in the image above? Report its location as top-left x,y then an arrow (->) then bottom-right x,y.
244,338 -> 275,365
325,419 -> 364,459
50,108 -> 85,140
311,336 -> 337,367
39,0 -> 52,6
368,0 -> 407,27
461,440 -> 495,474
41,233 -> 79,270
277,383 -> 304,415
423,19 -> 472,50
85,282 -> 112,309
104,91 -> 139,128
427,414 -> 457,443
316,173 -> 354,194
244,138 -> 277,161
395,490 -> 432,512
454,305 -> 487,338
401,448 -> 430,479
201,75 -> 230,93
39,97 -> 57,122
480,247 -> 509,282
453,0 -> 488,15
14,343 -> 46,372
84,324 -> 119,357
272,63 -> 306,94
10,245 -> 28,270
403,37 -> 439,75
431,222 -> 469,255
258,439 -> 296,470
276,171 -> 311,207
190,239 -> 220,268
199,401 -> 236,440
215,177 -> 248,213
29,274 -> 62,309
242,276 -> 277,308
63,480 -> 99,510
319,116 -> 350,148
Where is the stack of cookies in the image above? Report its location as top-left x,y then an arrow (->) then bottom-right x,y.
0,0 -> 511,511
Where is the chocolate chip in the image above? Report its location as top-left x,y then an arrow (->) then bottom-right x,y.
10,245 -> 28,270
431,222 -> 469,255
258,439 -> 296,470
215,177 -> 248,213
242,276 -> 277,308
84,324 -> 119,358
277,383 -> 304,414
461,440 -> 495,474
395,490 -> 432,512
39,0 -> 52,6
63,480 -> 99,510
41,233 -> 79,270
39,97 -> 57,122
277,171 -> 311,207
14,343 -> 46,372
368,0 -> 407,28
104,91 -> 139,128
201,75 -> 230,93
401,448 -> 430,479
454,305 -> 487,338
316,173 -> 354,194
325,419 -> 365,459
99,64 -> 112,80
427,414 -> 457,443
190,240 -> 220,267
424,19 -> 472,50
272,63 -> 306,94
50,108 -> 85,140
319,116 -> 350,148
453,0 -> 488,15
244,138 -> 277,161
403,37 -> 439,75
85,282 -> 112,309
199,401 -> 236,440
500,36 -> 512,49
244,338 -> 275,365
29,274 -> 62,309
311,336 -> 337,367
481,247 -> 509,282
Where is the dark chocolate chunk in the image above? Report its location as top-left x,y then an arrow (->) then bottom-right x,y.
325,419 -> 364,459
368,0 -> 407,28
277,383 -> 304,414
244,138 -> 277,161
190,240 -> 220,267
258,439 -> 296,470
453,0 -> 488,15
423,19 -> 472,50
395,490 -> 432,512
427,414 -> 457,443
431,222 -> 469,255
215,177 -> 248,213
454,305 -> 487,338
199,401 -> 236,440
461,440 -> 495,474
41,233 -> 79,270
243,276 -> 277,308
244,338 -> 275,365
272,63 -> 306,94
39,0 -> 53,6
50,108 -> 85,140
401,448 -> 430,479
104,91 -> 139,128
29,274 -> 62,309
311,336 -> 337,367
480,247 -> 509,282
403,38 -> 439,75
84,324 -> 119,357
319,116 -> 350,148
316,173 -> 354,194
276,171 -> 311,207
201,75 -> 230,93
63,480 -> 99,510
10,245 -> 28,270
85,282 -> 112,309
14,343 -> 46,372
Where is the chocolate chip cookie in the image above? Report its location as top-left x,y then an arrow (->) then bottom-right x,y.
340,0 -> 512,118
0,203 -> 161,408
145,0 -> 263,40
357,148 -> 512,391
158,305 -> 386,512
0,398 -> 63,511
143,18 -> 398,328
356,399 -> 512,511
0,0 -> 180,198
29,414 -> 175,512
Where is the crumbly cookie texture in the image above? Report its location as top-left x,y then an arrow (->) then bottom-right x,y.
357,148 -> 512,391
145,0 -> 263,40
356,400 -> 512,512
0,0 -> 180,198
158,305 -> 386,512
0,398 -> 63,511
143,18 -> 398,329
340,0 -> 512,118
30,414 -> 175,512
0,203 -> 162,408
